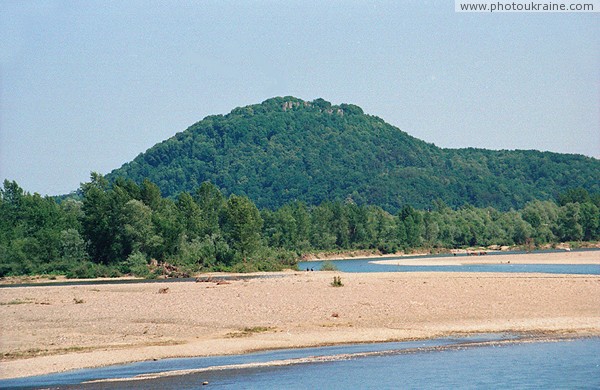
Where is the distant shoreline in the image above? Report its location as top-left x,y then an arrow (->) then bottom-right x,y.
300,245 -> 600,263
370,250 -> 600,266
1,250 -> 599,380
1,245 -> 598,286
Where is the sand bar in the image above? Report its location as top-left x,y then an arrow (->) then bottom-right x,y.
1,251 -> 599,380
370,250 -> 600,266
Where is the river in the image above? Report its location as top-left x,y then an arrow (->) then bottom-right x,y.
2,336 -> 598,389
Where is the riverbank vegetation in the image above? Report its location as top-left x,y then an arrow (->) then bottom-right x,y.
1,177 -> 599,278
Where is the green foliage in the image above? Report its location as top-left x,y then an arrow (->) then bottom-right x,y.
320,261 -> 338,271
558,188 -> 591,206
193,181 -> 225,236
122,251 -> 152,278
59,228 -> 88,263
65,261 -> 121,279
175,234 -> 233,270
399,205 -> 423,249
522,200 -> 558,244
229,247 -> 295,273
580,202 -> 600,241
0,180 -> 81,277
331,276 -> 343,287
106,97 -> 600,212
556,203 -> 584,242
222,195 -> 263,261
1,173 -> 599,279
122,199 -> 163,257
80,174 -> 128,264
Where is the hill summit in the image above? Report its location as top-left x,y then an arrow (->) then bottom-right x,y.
108,97 -> 599,211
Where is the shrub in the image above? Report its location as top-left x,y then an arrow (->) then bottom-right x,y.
331,276 -> 343,287
320,261 -> 338,271
231,262 -> 258,273
65,261 -> 121,279
65,261 -> 99,279
123,251 -> 152,278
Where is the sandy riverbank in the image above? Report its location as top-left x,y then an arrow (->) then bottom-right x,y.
371,250 -> 600,266
299,244 -> 600,262
1,252 -> 599,380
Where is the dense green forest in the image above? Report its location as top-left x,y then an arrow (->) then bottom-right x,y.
1,178 -> 599,278
3,97 -> 599,278
107,97 -> 600,212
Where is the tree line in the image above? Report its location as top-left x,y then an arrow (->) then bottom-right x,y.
1,176 -> 599,278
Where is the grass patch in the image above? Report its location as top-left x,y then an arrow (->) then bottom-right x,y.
227,326 -> 275,338
1,340 -> 184,361
1,346 -> 89,360
0,298 -> 36,306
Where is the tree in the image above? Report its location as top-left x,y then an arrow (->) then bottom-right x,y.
140,179 -> 163,210
309,203 -> 337,250
399,205 -> 423,248
176,192 -> 204,240
522,200 -> 558,244
346,203 -> 371,248
558,188 -> 590,206
556,203 -> 583,242
60,228 -> 88,263
60,199 -> 84,230
368,206 -> 399,253
422,212 -> 440,248
262,206 -> 297,250
1,180 -> 77,275
1,180 -> 24,216
222,195 -> 263,261
579,202 -> 599,241
194,181 -> 225,236
151,199 -> 183,260
511,214 -> 532,245
80,173 -> 133,264
289,201 -> 311,250
122,199 -> 162,258
330,202 -> 350,248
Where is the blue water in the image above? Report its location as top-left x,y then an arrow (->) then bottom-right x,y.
298,250 -> 600,275
0,338 -> 470,389
182,338 -> 598,390
4,337 -> 598,389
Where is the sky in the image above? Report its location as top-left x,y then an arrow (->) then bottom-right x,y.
1,1 -> 598,196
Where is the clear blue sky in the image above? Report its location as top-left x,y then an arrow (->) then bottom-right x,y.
1,1 -> 598,196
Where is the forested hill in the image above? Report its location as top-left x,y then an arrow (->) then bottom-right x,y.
107,97 -> 600,212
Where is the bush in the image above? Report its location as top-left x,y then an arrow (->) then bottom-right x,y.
65,261 -> 121,279
65,261 -> 99,279
377,242 -> 399,254
231,262 -> 259,273
331,276 -> 343,287
122,251 -> 152,278
176,237 -> 217,269
227,247 -> 298,273
320,261 -> 338,271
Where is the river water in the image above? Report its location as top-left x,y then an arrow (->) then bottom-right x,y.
2,336 -> 598,389
298,250 -> 600,274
